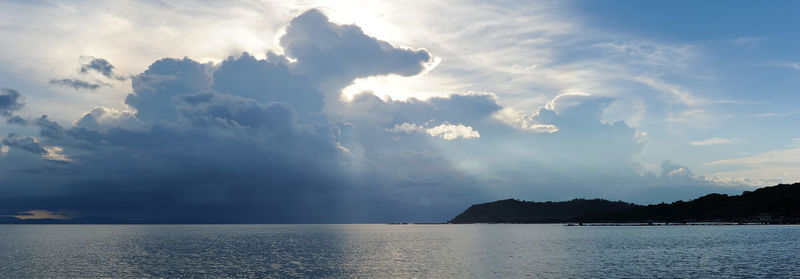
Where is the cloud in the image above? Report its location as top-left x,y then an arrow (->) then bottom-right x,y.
47,57 -> 124,92
2,52 -> 353,221
42,146 -> 71,163
79,56 -> 127,80
341,87 -> 734,204
751,111 -> 800,118
690,137 -> 734,146
74,107 -> 143,132
6,115 -> 27,126
340,92 -> 503,127
493,108 -> 559,133
426,123 -> 480,140
1,133 -> 71,163
764,61 -> 800,71
705,148 -> 800,185
708,149 -> 800,167
1,134 -> 47,155
0,8 -> 751,223
49,78 -> 109,90
280,9 -> 432,91
596,42 -> 695,68
660,160 -> 694,180
1,10 -> 447,222
493,93 -> 616,135
388,122 -> 481,140
125,57 -> 212,124
731,37 -> 764,46
388,122 -> 424,134
211,52 -> 323,117
11,209 -> 72,220
635,76 -> 703,106
34,115 -> 67,140
0,88 -> 24,116
486,96 -> 645,170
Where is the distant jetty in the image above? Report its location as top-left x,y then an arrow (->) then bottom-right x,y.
566,222 -> 757,226
449,182 -> 800,224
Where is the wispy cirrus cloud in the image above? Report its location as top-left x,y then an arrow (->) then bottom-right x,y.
690,137 -> 735,146
761,61 -> 800,71
49,78 -> 109,90
705,148 -> 800,186
730,37 -> 765,46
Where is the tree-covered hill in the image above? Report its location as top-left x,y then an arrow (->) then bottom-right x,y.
449,183 -> 800,224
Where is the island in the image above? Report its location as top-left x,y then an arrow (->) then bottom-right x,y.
449,182 -> 800,224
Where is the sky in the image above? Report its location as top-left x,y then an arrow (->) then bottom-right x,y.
0,0 -> 798,223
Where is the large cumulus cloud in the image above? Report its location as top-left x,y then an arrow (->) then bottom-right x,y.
0,9 -> 456,223
2,54 -> 355,222
0,9 -> 741,223
49,78 -> 109,90
280,9 -> 432,96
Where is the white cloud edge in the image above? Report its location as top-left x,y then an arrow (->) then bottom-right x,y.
388,122 -> 480,140
492,107 -> 558,133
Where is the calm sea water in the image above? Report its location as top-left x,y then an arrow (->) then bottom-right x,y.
0,224 -> 798,278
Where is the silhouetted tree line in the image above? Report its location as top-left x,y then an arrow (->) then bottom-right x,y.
449,183 -> 800,224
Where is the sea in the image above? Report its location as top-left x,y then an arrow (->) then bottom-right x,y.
1,224 -> 798,278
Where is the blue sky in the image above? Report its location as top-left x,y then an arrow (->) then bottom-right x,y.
0,0 -> 798,223
569,0 -> 800,183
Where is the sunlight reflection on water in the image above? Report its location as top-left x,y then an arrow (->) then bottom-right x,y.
0,224 -> 798,278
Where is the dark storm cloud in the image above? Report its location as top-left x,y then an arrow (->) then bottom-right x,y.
80,56 -> 126,80
49,78 -> 109,90
0,16 -> 451,222
125,57 -> 212,123
35,115 -> 67,140
180,92 -> 300,130
211,53 -> 323,117
0,88 -> 24,116
2,53 -> 353,222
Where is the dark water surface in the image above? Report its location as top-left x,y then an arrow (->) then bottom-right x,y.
1,224 -> 798,278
